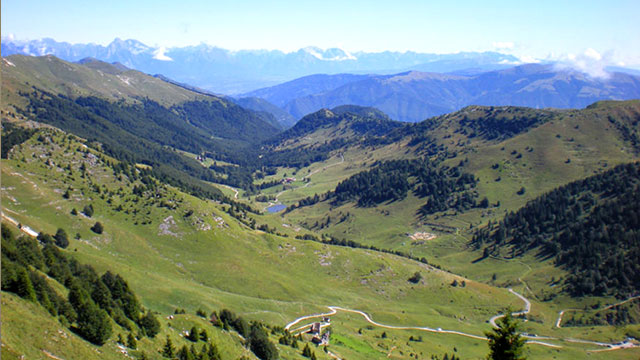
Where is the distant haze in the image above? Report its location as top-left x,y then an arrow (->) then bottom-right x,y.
1,37 -> 523,94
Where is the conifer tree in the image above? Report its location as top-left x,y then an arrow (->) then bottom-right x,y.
127,332 -> 137,349
15,267 -> 37,302
54,228 -> 69,248
207,342 -> 221,360
199,329 -> 208,342
162,335 -> 175,358
177,344 -> 194,360
187,325 -> 199,342
485,312 -> 526,360
302,343 -> 312,357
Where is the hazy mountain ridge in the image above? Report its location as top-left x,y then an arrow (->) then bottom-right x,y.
249,64 -> 640,122
2,37 -> 522,93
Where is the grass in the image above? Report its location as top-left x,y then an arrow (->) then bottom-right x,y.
3,109 -> 640,359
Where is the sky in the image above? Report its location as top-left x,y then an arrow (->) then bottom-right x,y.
2,0 -> 640,67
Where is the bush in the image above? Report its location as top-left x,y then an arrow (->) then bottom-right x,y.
408,272 -> 422,284
91,222 -> 103,234
83,204 -> 94,217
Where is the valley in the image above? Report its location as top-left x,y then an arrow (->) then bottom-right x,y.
2,53 -> 640,360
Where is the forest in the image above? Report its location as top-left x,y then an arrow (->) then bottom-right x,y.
330,158 -> 479,213
19,90 -> 249,199
473,162 -> 640,297
1,224 -> 160,345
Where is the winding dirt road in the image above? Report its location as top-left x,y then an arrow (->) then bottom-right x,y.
489,288 -> 531,328
220,185 -> 239,199
285,287 -> 638,352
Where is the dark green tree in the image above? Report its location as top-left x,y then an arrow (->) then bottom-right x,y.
162,335 -> 175,358
15,267 -> 37,302
83,204 -> 94,217
91,221 -> 104,234
408,271 -> 422,284
127,332 -> 137,349
485,312 -> 526,360
187,325 -> 200,342
199,329 -> 208,342
75,300 -> 113,345
302,343 -> 312,357
249,324 -> 278,360
54,228 -> 69,248
139,310 -> 161,338
177,344 -> 195,360
207,342 -> 221,360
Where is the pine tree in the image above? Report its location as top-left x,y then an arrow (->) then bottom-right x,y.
302,343 -> 312,357
75,301 -> 112,345
127,332 -> 137,349
162,336 -> 175,358
139,310 -> 161,337
83,204 -> 94,217
207,342 -> 221,360
177,344 -> 195,360
54,228 -> 69,248
187,325 -> 199,342
485,312 -> 526,360
249,324 -> 278,360
190,344 -> 198,359
15,267 -> 37,302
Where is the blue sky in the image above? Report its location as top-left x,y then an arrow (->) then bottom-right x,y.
2,0 -> 639,66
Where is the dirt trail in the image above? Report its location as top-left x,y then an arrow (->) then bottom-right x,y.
489,288 -> 530,328
285,289 -> 638,352
1,212 -> 38,237
220,185 -> 239,199
265,154 -> 345,210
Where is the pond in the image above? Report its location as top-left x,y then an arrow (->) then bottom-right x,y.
266,204 -> 287,213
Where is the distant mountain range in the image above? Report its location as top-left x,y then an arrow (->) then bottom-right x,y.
2,37 -> 523,94
243,65 -> 640,122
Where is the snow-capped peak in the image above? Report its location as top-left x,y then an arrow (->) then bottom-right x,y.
302,46 -> 357,61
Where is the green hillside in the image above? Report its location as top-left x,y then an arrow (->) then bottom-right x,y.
3,54 -> 640,359
4,120 -> 638,359
473,162 -> 640,297
1,54 -> 206,109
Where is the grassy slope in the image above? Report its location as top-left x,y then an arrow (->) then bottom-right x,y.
3,121 -> 639,358
236,101 -> 640,357
1,54 -> 212,112
273,101 -> 640,261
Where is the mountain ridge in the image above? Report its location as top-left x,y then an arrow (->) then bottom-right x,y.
248,64 -> 640,122
2,37 -> 522,93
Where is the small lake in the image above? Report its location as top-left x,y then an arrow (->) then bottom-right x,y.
266,204 -> 287,213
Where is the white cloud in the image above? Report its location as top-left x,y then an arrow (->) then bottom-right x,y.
493,41 -> 515,50
153,47 -> 173,61
554,48 -> 612,79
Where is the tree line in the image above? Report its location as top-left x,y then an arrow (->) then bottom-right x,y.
1,224 -> 160,345
473,162 -> 640,297
290,158 -> 480,216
